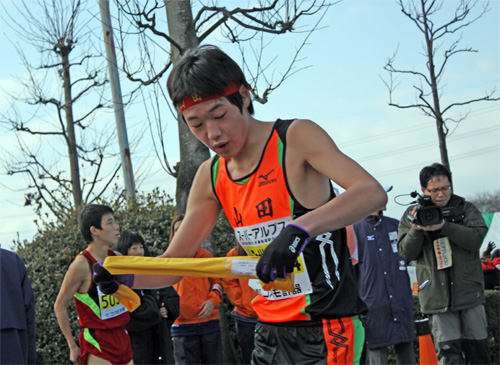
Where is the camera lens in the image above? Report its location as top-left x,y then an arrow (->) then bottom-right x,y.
417,206 -> 443,226
422,210 -> 437,222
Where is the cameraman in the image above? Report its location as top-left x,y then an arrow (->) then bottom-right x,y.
398,163 -> 490,365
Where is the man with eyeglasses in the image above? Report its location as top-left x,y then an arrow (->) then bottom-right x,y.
398,163 -> 491,364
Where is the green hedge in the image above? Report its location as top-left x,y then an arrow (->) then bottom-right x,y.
15,189 -> 236,364
484,290 -> 500,364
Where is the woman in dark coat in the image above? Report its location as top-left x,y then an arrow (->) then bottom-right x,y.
116,231 -> 179,364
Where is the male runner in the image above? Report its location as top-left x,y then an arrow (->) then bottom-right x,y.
95,45 -> 387,364
55,204 -> 133,364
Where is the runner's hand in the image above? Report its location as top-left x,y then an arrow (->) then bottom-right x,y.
256,224 -> 311,283
92,263 -> 119,295
70,344 -> 82,364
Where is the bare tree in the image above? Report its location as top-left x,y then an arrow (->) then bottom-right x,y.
0,0 -> 122,219
469,190 -> 500,214
113,0 -> 334,213
382,0 -> 499,173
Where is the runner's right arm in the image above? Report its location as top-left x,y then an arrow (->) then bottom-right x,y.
131,159 -> 221,289
54,256 -> 89,364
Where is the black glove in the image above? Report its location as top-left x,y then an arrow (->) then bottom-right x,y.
256,224 -> 311,283
93,263 -> 119,295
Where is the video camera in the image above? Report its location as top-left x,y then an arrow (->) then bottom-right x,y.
410,192 -> 443,226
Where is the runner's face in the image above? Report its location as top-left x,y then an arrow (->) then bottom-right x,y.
127,243 -> 144,257
182,95 -> 249,160
95,213 -> 120,245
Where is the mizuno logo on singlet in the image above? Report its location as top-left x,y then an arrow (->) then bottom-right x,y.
258,169 -> 277,187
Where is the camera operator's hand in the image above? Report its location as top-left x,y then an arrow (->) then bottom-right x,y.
418,221 -> 444,231
410,207 -> 444,231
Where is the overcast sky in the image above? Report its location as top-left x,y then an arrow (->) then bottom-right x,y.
1,0 -> 498,252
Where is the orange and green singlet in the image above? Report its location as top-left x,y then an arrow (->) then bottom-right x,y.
211,119 -> 367,323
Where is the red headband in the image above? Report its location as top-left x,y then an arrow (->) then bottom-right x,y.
177,82 -> 250,112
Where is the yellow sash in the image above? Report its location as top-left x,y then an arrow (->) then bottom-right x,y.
113,285 -> 141,312
103,255 -> 294,291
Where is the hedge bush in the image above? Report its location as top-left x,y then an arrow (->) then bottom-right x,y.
15,189 -> 236,363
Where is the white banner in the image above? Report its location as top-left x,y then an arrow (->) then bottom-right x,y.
480,212 -> 500,256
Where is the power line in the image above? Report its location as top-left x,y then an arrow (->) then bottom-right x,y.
338,122 -> 433,148
0,212 -> 38,219
374,145 -> 500,178
357,125 -> 500,162
0,229 -> 37,236
337,105 -> 499,148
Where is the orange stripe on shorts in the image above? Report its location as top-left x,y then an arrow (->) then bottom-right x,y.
322,316 -> 364,365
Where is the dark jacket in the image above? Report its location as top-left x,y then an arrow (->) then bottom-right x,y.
354,214 -> 414,349
157,286 -> 180,327
125,289 -> 162,364
125,289 -> 161,333
398,194 -> 487,314
0,249 -> 36,364
156,287 -> 180,364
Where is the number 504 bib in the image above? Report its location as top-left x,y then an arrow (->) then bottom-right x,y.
97,287 -> 127,319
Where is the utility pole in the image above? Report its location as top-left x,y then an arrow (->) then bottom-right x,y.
98,0 -> 136,200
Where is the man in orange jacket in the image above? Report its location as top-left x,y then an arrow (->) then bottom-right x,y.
170,215 -> 223,365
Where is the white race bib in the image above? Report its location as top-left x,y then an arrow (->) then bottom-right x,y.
97,287 -> 127,319
234,217 -> 313,300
